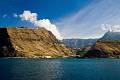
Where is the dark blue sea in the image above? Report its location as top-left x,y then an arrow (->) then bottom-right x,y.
0,58 -> 120,80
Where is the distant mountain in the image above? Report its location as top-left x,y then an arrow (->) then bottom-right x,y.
62,39 -> 97,48
101,31 -> 120,40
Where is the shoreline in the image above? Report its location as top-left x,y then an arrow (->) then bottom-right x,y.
0,56 -> 120,59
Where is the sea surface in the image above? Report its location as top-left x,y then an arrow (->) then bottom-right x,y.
0,58 -> 120,80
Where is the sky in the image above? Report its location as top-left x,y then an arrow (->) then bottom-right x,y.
0,0 -> 120,39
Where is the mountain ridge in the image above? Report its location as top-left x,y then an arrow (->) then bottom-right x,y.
83,32 -> 120,58
62,39 -> 97,48
0,27 -> 72,58
101,31 -> 120,40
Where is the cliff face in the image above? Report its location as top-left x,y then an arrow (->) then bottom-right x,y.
62,39 -> 97,48
84,40 -> 120,58
0,28 -> 72,58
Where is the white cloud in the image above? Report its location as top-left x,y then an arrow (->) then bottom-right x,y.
20,11 -> 37,22
101,24 -> 120,32
13,13 -> 18,18
19,10 -> 63,40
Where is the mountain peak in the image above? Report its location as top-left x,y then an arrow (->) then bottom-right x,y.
101,31 -> 120,40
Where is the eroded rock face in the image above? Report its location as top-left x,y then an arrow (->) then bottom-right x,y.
0,28 -> 17,57
84,40 -> 120,58
0,28 -> 72,58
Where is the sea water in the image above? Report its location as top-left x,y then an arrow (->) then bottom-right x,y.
0,58 -> 120,80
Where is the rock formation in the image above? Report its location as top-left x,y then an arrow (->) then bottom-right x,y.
84,40 -> 120,58
0,28 -> 72,58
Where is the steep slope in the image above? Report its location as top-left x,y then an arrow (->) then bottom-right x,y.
62,39 -> 97,48
101,31 -> 120,40
84,40 -> 120,58
0,28 -> 72,58
83,32 -> 120,58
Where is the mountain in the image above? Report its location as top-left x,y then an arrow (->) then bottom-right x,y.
0,28 -> 72,58
81,32 -> 120,58
101,31 -> 120,40
84,40 -> 120,58
62,39 -> 97,48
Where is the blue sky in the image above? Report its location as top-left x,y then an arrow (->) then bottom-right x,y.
0,0 -> 120,39
0,0 -> 91,22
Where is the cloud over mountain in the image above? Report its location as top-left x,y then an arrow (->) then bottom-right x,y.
20,11 -> 63,40
101,24 -> 120,32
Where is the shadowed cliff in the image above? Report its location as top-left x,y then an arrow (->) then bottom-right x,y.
0,28 -> 18,57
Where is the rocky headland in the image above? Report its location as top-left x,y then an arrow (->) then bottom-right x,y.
0,27 -> 72,58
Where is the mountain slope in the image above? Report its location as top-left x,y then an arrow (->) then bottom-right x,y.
84,40 -> 120,58
0,28 -> 72,58
62,39 -> 97,48
101,31 -> 120,40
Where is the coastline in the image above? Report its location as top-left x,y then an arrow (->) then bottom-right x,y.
0,56 -> 120,59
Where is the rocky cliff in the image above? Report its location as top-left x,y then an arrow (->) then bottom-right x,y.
0,28 -> 72,58
84,40 -> 120,58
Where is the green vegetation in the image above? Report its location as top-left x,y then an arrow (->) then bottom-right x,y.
34,53 -> 45,57
34,53 -> 64,58
73,49 -> 88,57
51,54 -> 63,58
